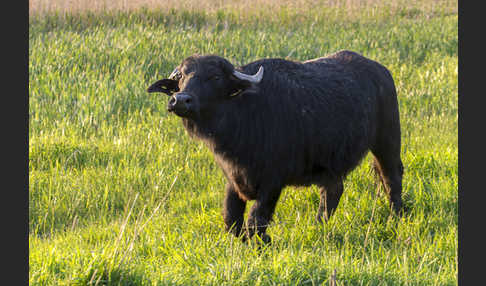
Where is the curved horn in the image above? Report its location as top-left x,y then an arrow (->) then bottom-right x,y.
233,66 -> 264,83
169,68 -> 182,80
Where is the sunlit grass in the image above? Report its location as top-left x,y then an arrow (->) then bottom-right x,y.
29,2 -> 457,285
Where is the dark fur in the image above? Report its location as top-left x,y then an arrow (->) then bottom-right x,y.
148,50 -> 404,243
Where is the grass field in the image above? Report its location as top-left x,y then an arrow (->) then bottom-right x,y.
29,0 -> 457,285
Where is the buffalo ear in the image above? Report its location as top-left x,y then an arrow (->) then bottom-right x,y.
228,74 -> 253,96
147,79 -> 180,95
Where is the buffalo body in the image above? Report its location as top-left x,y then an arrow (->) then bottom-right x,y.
148,50 -> 404,243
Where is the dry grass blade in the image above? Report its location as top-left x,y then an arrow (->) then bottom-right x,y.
363,184 -> 381,248
330,268 -> 337,286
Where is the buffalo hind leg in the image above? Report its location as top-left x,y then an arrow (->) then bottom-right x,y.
246,189 -> 282,244
316,178 -> 344,223
371,91 -> 405,215
223,183 -> 246,238
372,155 -> 405,215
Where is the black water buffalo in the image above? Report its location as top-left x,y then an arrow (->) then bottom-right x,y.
148,50 -> 404,243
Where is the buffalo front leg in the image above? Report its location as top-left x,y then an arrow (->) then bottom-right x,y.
316,178 -> 344,223
223,183 -> 246,238
246,189 -> 282,244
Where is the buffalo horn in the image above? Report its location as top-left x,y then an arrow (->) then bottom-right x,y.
233,66 -> 264,83
169,68 -> 182,80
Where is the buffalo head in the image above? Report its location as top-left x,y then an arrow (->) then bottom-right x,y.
147,55 -> 263,118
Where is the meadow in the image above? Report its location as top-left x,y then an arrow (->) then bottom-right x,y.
29,0 -> 458,285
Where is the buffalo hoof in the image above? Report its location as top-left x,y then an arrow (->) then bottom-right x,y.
396,203 -> 410,217
255,234 -> 272,252
241,232 -> 272,246
260,233 -> 272,245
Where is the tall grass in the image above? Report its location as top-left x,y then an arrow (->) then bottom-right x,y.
29,0 -> 457,16
29,1 -> 457,285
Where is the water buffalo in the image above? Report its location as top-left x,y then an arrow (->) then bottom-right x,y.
147,50 -> 404,244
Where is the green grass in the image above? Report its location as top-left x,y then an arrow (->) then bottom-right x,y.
29,2 -> 457,285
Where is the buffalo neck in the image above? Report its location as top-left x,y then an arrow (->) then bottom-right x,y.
181,92 -> 270,167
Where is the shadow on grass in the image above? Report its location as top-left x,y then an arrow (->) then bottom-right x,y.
333,270 -> 453,286
258,266 -> 450,286
75,266 -> 150,286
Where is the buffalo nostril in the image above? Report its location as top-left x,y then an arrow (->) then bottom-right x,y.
169,97 -> 177,106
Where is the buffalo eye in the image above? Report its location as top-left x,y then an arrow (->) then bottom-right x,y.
209,75 -> 221,81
